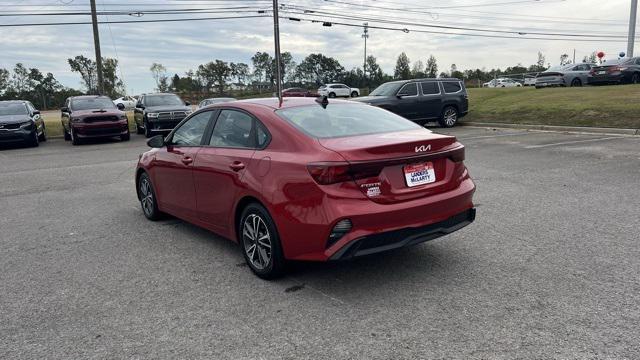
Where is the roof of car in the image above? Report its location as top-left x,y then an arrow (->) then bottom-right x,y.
144,93 -> 178,96
235,97 -> 355,110
0,100 -> 27,104
69,95 -> 111,100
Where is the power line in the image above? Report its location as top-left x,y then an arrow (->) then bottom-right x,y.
0,14 -> 269,27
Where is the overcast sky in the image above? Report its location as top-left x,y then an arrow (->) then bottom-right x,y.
0,0 -> 635,94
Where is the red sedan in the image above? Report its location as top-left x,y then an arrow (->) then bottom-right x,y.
135,98 -> 476,279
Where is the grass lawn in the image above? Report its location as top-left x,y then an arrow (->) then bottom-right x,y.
465,85 -> 640,129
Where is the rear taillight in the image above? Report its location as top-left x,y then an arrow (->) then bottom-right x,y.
449,146 -> 465,163
307,162 -> 381,185
307,162 -> 352,185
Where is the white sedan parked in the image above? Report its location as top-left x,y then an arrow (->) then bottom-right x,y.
113,95 -> 138,110
318,83 -> 360,98
483,79 -> 523,88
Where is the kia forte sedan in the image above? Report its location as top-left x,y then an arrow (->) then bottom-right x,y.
135,98 -> 476,279
0,100 -> 46,147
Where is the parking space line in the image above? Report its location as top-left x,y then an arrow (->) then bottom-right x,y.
524,136 -> 624,149
458,132 -> 531,140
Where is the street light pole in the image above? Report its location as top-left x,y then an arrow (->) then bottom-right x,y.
362,22 -> 369,81
628,0 -> 638,57
90,0 -> 104,95
273,0 -> 283,105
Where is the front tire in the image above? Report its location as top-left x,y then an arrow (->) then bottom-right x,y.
136,121 -> 144,134
438,106 -> 458,128
351,91 -> 358,97
138,172 -> 162,221
63,124 -> 71,141
39,126 -> 47,142
144,120 -> 153,138
632,73 -> 640,84
71,128 -> 81,146
328,92 -> 336,98
239,203 -> 285,279
121,128 -> 130,141
28,130 -> 39,147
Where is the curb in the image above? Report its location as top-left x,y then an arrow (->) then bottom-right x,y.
459,122 -> 640,136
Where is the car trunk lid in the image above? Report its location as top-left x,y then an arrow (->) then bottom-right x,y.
318,129 -> 465,204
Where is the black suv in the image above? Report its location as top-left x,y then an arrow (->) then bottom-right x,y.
134,93 -> 192,137
0,100 -> 46,147
352,78 -> 468,127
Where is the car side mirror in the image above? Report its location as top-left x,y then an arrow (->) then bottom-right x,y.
184,101 -> 191,106
397,94 -> 406,99
116,103 -> 125,111
61,107 -> 69,113
147,135 -> 165,148
32,110 -> 40,116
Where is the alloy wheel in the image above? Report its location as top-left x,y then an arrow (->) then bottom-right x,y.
139,177 -> 154,216
444,108 -> 458,127
242,214 -> 272,270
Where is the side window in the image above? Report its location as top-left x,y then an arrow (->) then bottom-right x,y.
256,121 -> 270,148
209,110 -> 255,148
171,111 -> 212,146
443,82 -> 462,93
420,82 -> 440,95
398,83 -> 418,96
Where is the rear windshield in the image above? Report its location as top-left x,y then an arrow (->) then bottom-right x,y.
276,103 -> 420,139
146,94 -> 184,106
71,98 -> 115,110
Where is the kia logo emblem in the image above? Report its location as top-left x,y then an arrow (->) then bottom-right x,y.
415,144 -> 431,153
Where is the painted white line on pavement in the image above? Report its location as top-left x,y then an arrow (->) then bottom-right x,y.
525,136 -> 624,149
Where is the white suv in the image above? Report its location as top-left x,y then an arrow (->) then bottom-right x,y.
318,83 -> 360,98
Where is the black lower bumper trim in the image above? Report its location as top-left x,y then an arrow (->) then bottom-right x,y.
330,208 -> 476,260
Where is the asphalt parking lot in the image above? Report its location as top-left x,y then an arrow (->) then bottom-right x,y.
1,127 -> 639,359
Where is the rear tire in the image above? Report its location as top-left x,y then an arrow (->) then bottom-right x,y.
632,73 -> 640,84
138,172 -> 163,221
328,92 -> 336,98
438,106 -> 458,128
239,203 -> 286,280
571,78 -> 582,87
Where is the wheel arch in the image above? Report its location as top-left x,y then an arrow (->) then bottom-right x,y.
135,168 -> 147,200
233,195 -> 269,242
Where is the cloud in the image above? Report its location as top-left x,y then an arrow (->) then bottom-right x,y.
0,0 -> 634,93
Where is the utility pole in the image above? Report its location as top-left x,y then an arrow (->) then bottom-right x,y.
362,22 -> 369,81
629,0 -> 638,57
573,49 -> 576,64
272,0 -> 283,104
90,0 -> 104,95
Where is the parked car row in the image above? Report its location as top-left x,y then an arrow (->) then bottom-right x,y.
534,58 -> 640,88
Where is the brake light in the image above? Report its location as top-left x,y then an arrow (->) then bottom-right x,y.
307,162 -> 352,185
449,146 -> 465,163
307,162 -> 382,185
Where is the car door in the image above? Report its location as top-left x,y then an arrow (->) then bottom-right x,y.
394,82 -> 421,120
151,111 -> 214,219
418,81 -> 443,119
193,109 -> 264,230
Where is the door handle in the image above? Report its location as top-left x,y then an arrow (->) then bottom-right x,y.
181,157 -> 193,165
229,161 -> 245,172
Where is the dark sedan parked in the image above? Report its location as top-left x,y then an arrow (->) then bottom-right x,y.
589,57 -> 640,85
61,96 -> 130,145
134,93 -> 192,138
0,100 -> 46,147
352,78 -> 468,127
282,88 -> 317,97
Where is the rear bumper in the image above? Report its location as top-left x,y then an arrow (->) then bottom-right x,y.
536,79 -> 565,87
330,208 -> 475,260
73,120 -> 128,138
588,74 -> 624,84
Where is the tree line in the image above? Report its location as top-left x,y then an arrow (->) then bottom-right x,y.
0,50 -> 596,109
